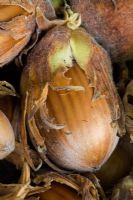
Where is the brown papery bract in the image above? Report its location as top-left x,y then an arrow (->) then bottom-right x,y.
27,172 -> 99,200
0,162 -> 31,200
69,0 -> 133,62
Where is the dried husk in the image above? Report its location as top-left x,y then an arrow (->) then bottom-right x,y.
0,166 -> 100,199
21,25 -> 125,172
0,87 -> 42,168
0,0 -> 56,67
5,142 -> 25,170
111,175 -> 133,200
123,80 -> 133,141
2,94 -> 43,168
68,0 -> 133,62
26,171 -> 99,200
5,141 -> 42,170
0,162 -> 31,200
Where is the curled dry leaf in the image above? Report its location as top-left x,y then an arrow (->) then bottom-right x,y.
68,0 -> 133,62
0,162 -> 31,200
21,25 -> 125,172
0,0 -> 56,67
27,171 -> 99,200
123,80 -> 133,141
111,175 -> 133,200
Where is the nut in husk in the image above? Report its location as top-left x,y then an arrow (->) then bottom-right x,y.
20,21 -> 125,172
68,0 -> 133,62
0,0 -> 56,67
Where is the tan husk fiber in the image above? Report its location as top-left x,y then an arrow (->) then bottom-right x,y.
0,166 -> 100,200
0,162 -> 31,200
27,171 -> 99,200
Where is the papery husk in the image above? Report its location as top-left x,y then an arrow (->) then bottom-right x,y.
0,0 -> 56,67
26,171 -> 99,200
123,80 -> 133,141
5,142 -> 25,169
111,175 -> 133,200
20,25 -> 125,172
0,162 -> 31,200
68,0 -> 133,62
5,141 -> 42,170
0,92 -> 42,168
